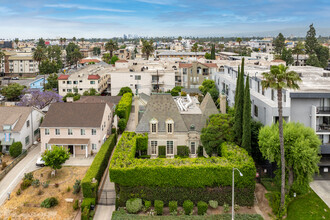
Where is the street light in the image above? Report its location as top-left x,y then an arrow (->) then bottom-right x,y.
232,168 -> 243,220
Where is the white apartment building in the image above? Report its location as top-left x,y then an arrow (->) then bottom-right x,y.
1,52 -> 39,75
58,63 -> 111,97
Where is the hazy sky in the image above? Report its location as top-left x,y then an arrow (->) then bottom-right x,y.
0,0 -> 329,39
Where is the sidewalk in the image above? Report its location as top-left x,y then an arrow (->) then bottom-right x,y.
0,144 -> 41,206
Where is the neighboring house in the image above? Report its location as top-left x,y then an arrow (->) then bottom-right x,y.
0,107 -> 44,153
156,51 -> 220,60
40,102 -> 112,157
58,63 -> 111,97
29,77 -> 48,90
0,51 -> 39,76
179,62 -> 217,89
136,93 -> 218,158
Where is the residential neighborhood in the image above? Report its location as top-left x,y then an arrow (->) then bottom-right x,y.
0,1 -> 330,220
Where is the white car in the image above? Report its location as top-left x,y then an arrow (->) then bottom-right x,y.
36,157 -> 45,167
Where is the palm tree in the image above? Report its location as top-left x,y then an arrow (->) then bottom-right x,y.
141,40 -> 154,60
105,40 -> 118,59
261,64 -> 301,209
33,46 -> 46,74
63,38 -> 67,47
14,38 -> 19,49
72,37 -> 76,42
292,41 -> 305,66
191,42 -> 198,60
0,50 -> 5,77
59,38 -> 63,48
236,37 -> 242,55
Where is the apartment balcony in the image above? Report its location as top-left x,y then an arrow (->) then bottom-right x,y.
316,125 -> 330,132
151,80 -> 164,84
317,107 -> 330,114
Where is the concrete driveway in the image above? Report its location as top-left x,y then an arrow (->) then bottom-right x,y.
310,181 -> 330,208
0,144 -> 41,206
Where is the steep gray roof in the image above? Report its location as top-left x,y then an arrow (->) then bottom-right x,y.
200,93 -> 219,117
181,114 -> 206,132
136,94 -> 188,132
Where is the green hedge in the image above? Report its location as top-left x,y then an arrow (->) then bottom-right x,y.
116,93 -> 132,131
177,145 -> 189,157
10,142 -> 22,158
110,132 -> 256,188
81,198 -> 96,211
136,133 -> 148,152
158,146 -> 166,156
82,134 -> 117,198
112,211 -> 264,220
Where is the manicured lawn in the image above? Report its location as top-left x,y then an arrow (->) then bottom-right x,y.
286,191 -> 330,220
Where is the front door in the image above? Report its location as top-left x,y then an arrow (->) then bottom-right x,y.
68,145 -> 74,155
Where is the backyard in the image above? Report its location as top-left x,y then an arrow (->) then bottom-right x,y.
0,166 -> 88,220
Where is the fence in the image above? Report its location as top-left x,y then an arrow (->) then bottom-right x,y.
0,150 -> 28,181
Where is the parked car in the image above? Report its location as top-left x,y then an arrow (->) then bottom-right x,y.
0,95 -> 5,101
36,157 -> 45,167
11,77 -> 19,80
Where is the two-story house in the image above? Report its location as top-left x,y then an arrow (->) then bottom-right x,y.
0,107 -> 44,153
40,102 -> 112,157
136,93 -> 218,158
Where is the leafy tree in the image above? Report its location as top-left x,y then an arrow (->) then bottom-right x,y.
142,40 -> 154,60
274,33 -> 286,55
261,64 -> 301,208
102,53 -> 111,64
1,83 -> 25,101
204,52 -> 211,59
315,45 -> 330,68
234,58 -> 245,145
71,48 -> 83,68
242,75 -> 251,154
305,24 -> 318,55
83,88 -> 98,96
18,89 -> 63,109
198,46 -> 204,52
117,87 -> 133,96
72,37 -> 76,42
259,122 -> 321,194
66,42 -> 82,67
9,142 -> 22,158
292,41 -> 305,66
39,59 -> 60,75
120,44 -> 126,49
209,87 -> 219,103
63,92 -> 81,102
33,46 -> 46,72
306,54 -> 320,67
105,40 -> 118,58
45,73 -> 59,90
251,120 -> 264,164
191,43 -> 198,52
37,38 -> 46,48
178,36 -> 182,41
210,44 -> 216,60
201,114 -> 234,156
199,79 -> 216,96
110,55 -> 119,64
280,48 -> 294,66
92,47 -> 101,56
42,146 -> 70,176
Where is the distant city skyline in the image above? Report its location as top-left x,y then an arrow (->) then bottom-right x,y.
0,0 -> 329,39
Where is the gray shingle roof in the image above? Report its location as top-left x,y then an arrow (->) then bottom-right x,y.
200,93 -> 219,117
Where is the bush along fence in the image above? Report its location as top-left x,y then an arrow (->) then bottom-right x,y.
115,93 -> 133,132
110,132 -> 256,207
80,133 -> 117,219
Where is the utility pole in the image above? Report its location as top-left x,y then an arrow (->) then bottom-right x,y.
156,70 -> 159,93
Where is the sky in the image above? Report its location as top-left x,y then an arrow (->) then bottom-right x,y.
0,0 -> 329,39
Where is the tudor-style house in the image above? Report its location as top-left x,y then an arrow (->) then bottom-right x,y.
136,93 -> 218,158
40,102 -> 112,157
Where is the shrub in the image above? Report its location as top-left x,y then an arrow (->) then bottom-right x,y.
136,133 -> 148,152
16,188 -> 21,196
32,179 -> 40,188
265,191 -> 290,219
82,134 -> 117,198
67,186 -> 71,192
42,181 -> 49,188
181,91 -> 187,96
9,142 -> 22,158
169,201 -> 177,214
197,201 -> 208,215
73,179 -> 81,194
197,146 -> 204,157
118,118 -> 127,133
24,172 -> 33,181
183,200 -> 194,215
223,202 -> 229,213
209,200 -> 218,209
81,198 -> 96,212
81,206 -> 90,220
158,146 -> 166,156
73,199 -> 79,210
20,179 -> 32,190
154,200 -> 164,215
126,198 -> 143,214
40,197 -> 58,208
115,93 -> 133,122
177,146 -> 189,157
144,200 -> 151,210
111,127 -> 117,134
234,204 -> 240,212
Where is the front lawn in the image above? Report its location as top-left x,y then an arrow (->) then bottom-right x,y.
286,191 -> 330,220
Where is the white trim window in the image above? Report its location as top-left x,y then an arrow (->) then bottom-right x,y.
91,129 -> 96,135
68,129 -> 73,135
166,141 -> 174,155
151,141 -> 157,155
81,129 -> 85,135
150,118 -> 158,134
55,129 -> 60,135
190,142 -> 196,155
92,144 -> 97,150
166,118 -> 174,134
81,145 -> 85,150
45,128 -> 49,135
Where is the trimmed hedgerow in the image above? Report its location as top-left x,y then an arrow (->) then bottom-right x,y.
114,184 -> 255,207
126,198 -> 143,214
197,201 -> 208,215
81,198 -> 96,211
82,134 -> 117,198
115,93 -> 132,123
169,201 -> 178,213
183,200 -> 194,215
136,133 -> 148,152
177,146 -> 190,157
110,132 -> 256,188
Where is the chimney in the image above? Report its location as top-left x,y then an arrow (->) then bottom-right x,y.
220,94 -> 226,114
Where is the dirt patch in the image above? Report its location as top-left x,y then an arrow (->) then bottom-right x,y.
0,166 -> 88,220
255,183 -> 273,220
0,154 -> 14,172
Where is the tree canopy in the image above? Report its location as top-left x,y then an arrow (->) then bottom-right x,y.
45,73 -> 59,90
1,83 -> 25,101
117,87 -> 133,96
199,79 -> 218,103
110,55 -> 119,64
274,33 -> 286,55
258,122 -> 321,194
18,89 -> 63,109
42,146 -> 70,174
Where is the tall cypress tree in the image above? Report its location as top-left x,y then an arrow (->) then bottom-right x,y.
210,44 -> 216,60
242,75 -> 251,154
234,58 -> 245,145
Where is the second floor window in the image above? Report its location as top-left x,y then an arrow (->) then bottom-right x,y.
167,123 -> 173,133
90,81 -> 95,84
26,120 -> 30,128
92,129 -> 96,135
45,128 -> 49,135
81,129 -> 85,135
68,129 -> 73,135
55,129 -> 60,135
151,124 -> 156,133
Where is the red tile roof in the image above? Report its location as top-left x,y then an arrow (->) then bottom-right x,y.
179,63 -> 192,68
79,59 -> 101,64
58,75 -> 69,80
202,63 -> 217,68
116,60 -> 128,63
88,74 -> 100,80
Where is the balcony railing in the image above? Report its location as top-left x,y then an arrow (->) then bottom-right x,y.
316,125 -> 330,132
317,107 -> 330,114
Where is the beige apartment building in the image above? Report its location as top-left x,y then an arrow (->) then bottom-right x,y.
179,62 -> 217,88
40,102 -> 112,157
58,63 -> 111,96
1,51 -> 38,76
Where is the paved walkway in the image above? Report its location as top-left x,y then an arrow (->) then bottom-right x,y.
0,144 -> 41,206
310,180 -> 330,208
64,155 -> 95,166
